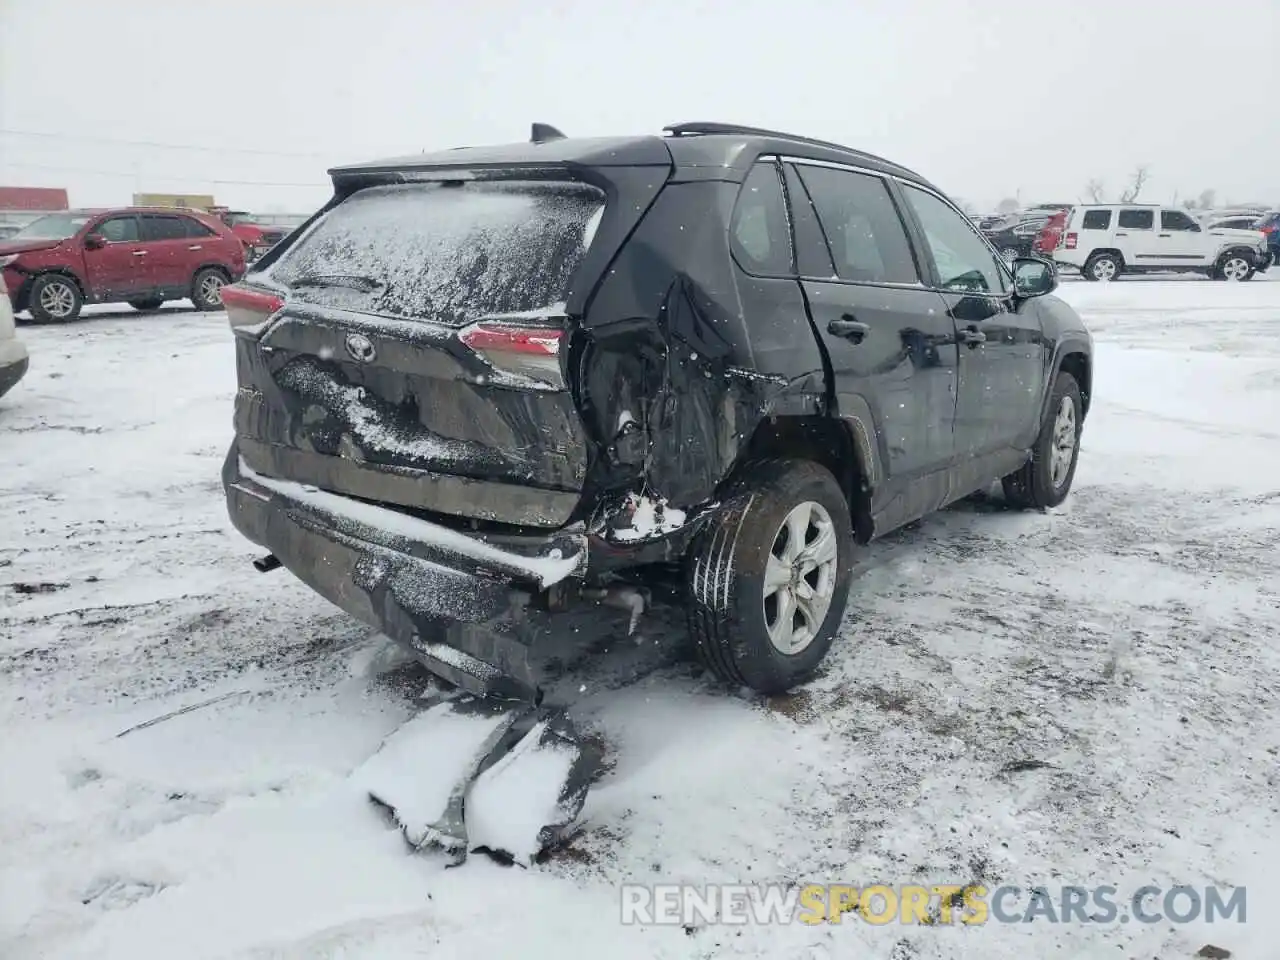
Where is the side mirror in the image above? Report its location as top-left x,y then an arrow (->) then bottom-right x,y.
84,233 -> 106,250
1012,257 -> 1057,297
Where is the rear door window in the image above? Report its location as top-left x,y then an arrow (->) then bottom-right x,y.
730,160 -> 794,277
792,164 -> 919,285
267,181 -> 606,326
1081,209 -> 1112,230
141,215 -> 190,242
1117,209 -> 1154,230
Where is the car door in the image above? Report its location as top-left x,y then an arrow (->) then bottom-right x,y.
139,214 -> 194,292
784,160 -> 958,483
1156,208 -> 1209,265
81,215 -> 151,298
896,182 -> 1047,464
1114,207 -> 1156,264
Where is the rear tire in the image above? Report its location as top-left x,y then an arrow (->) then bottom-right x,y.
190,267 -> 228,311
27,274 -> 83,324
128,298 -> 165,311
1083,252 -> 1121,282
1003,371 -> 1083,509
685,460 -> 854,694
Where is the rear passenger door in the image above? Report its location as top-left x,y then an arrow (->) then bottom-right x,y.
785,160 -> 958,484
139,214 -> 196,292
1115,207 -> 1155,263
897,183 -> 1047,462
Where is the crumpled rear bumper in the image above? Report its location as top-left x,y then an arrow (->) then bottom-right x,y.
222,442 -> 613,699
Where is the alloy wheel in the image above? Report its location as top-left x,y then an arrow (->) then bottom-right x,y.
1050,395 -> 1077,488
38,280 -> 76,319
1222,257 -> 1251,281
763,500 -> 839,654
199,273 -> 225,306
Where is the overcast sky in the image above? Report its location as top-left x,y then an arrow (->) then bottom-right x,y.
1,0 -> 1276,213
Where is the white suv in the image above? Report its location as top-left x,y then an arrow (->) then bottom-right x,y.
1054,204 -> 1273,281
0,290 -> 29,399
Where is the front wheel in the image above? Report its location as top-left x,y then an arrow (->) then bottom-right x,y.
999,246 -> 1019,263
1003,371 -> 1083,509
27,274 -> 83,324
190,268 -> 228,311
1215,253 -> 1254,281
685,460 -> 854,694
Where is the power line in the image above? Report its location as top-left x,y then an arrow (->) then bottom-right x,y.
0,127 -> 332,159
0,159 -> 326,189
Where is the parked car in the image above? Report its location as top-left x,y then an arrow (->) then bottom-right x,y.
0,207 -> 246,323
1204,215 -> 1262,231
0,281 -> 28,399
1254,210 -> 1280,262
221,121 -> 1093,700
983,215 -> 1050,261
1034,208 -> 1072,257
213,209 -> 288,262
1055,204 -> 1272,281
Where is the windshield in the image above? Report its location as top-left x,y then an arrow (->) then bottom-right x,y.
267,181 -> 606,326
13,213 -> 93,240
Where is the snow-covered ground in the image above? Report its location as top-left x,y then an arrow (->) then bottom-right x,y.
3,278 -> 1279,959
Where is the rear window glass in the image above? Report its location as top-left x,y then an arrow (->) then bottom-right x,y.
1081,210 -> 1112,229
268,181 -> 606,325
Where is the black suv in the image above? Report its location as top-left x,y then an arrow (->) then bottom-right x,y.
221,122 -> 1092,700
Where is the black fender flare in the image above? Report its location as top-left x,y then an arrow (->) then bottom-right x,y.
833,390 -> 884,492
1039,336 -> 1092,426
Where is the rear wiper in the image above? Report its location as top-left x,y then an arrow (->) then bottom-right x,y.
288,273 -> 385,293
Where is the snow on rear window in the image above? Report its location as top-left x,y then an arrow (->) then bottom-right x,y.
269,181 -> 605,326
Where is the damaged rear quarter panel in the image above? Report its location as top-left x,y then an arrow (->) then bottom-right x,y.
577,178 -> 826,509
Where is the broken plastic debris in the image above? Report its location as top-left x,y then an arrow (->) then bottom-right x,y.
610,492 -> 687,543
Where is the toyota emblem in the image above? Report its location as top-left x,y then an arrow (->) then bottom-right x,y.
345,333 -> 376,364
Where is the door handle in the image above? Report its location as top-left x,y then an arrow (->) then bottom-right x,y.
132,250 -> 147,256
958,326 -> 986,345
188,245 -> 203,250
1158,233 -> 1171,237
827,317 -> 870,342
1115,232 -> 1128,236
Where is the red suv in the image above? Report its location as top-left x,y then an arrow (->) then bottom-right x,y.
0,207 -> 246,323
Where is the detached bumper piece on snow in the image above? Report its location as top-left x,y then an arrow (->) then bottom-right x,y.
350,696 -> 599,865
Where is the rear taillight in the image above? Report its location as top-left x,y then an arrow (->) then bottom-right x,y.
222,284 -> 284,334
459,321 -> 565,390
1261,224 -> 1277,234
1065,232 -> 1078,249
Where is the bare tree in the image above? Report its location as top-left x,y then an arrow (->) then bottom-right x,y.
1084,178 -> 1106,203
996,197 -> 1020,214
1118,165 -> 1151,203
1197,188 -> 1216,211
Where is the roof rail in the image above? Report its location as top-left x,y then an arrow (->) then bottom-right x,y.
662,122 -> 917,176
